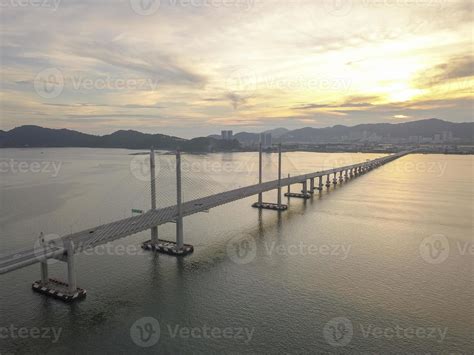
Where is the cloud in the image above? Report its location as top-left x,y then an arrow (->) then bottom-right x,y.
65,40 -> 206,86
413,54 -> 474,88
0,0 -> 472,135
293,95 -> 380,110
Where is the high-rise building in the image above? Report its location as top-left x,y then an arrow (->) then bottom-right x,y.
442,131 -> 453,142
259,133 -> 272,148
221,130 -> 233,141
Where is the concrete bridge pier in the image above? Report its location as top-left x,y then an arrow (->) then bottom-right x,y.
286,178 -> 311,199
40,261 -> 48,284
66,241 -> 77,294
332,172 -> 338,185
339,171 -> 344,182
316,176 -> 323,191
32,240 -> 87,302
309,178 -> 315,193
344,170 -> 348,180
325,175 -> 331,188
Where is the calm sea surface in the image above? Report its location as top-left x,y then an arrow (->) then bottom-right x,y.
0,149 -> 472,354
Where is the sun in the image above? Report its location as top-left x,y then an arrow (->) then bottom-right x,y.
387,83 -> 423,102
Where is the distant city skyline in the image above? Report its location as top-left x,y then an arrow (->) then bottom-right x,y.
1,1 -> 472,138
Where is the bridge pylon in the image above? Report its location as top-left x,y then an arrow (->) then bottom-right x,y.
252,143 -> 288,211
142,150 -> 194,256
150,147 -> 158,245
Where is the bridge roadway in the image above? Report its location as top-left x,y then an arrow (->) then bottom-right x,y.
0,151 -> 408,275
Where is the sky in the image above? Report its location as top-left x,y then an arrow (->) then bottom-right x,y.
0,0 -> 472,138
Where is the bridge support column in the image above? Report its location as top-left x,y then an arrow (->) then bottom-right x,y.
150,147 -> 158,245
277,144 -> 282,207
287,174 -> 291,194
317,176 -> 323,191
40,261 -> 48,285
176,150 -> 184,251
332,173 -> 338,185
325,175 -> 331,188
339,171 -> 343,182
258,143 -> 263,205
309,178 -> 315,193
32,240 -> 87,302
253,143 -> 288,210
344,170 -> 348,180
286,178 -> 311,199
66,241 -> 77,294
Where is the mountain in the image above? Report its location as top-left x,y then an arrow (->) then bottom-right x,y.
0,125 -> 101,147
226,119 -> 473,145
1,119 -> 471,150
0,126 -> 240,152
263,128 -> 289,138
99,130 -> 185,149
280,119 -> 473,143
233,132 -> 260,144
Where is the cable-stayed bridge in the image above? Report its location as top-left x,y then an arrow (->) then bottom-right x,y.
0,148 -> 410,302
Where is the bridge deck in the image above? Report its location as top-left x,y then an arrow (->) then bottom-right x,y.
0,151 -> 407,274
